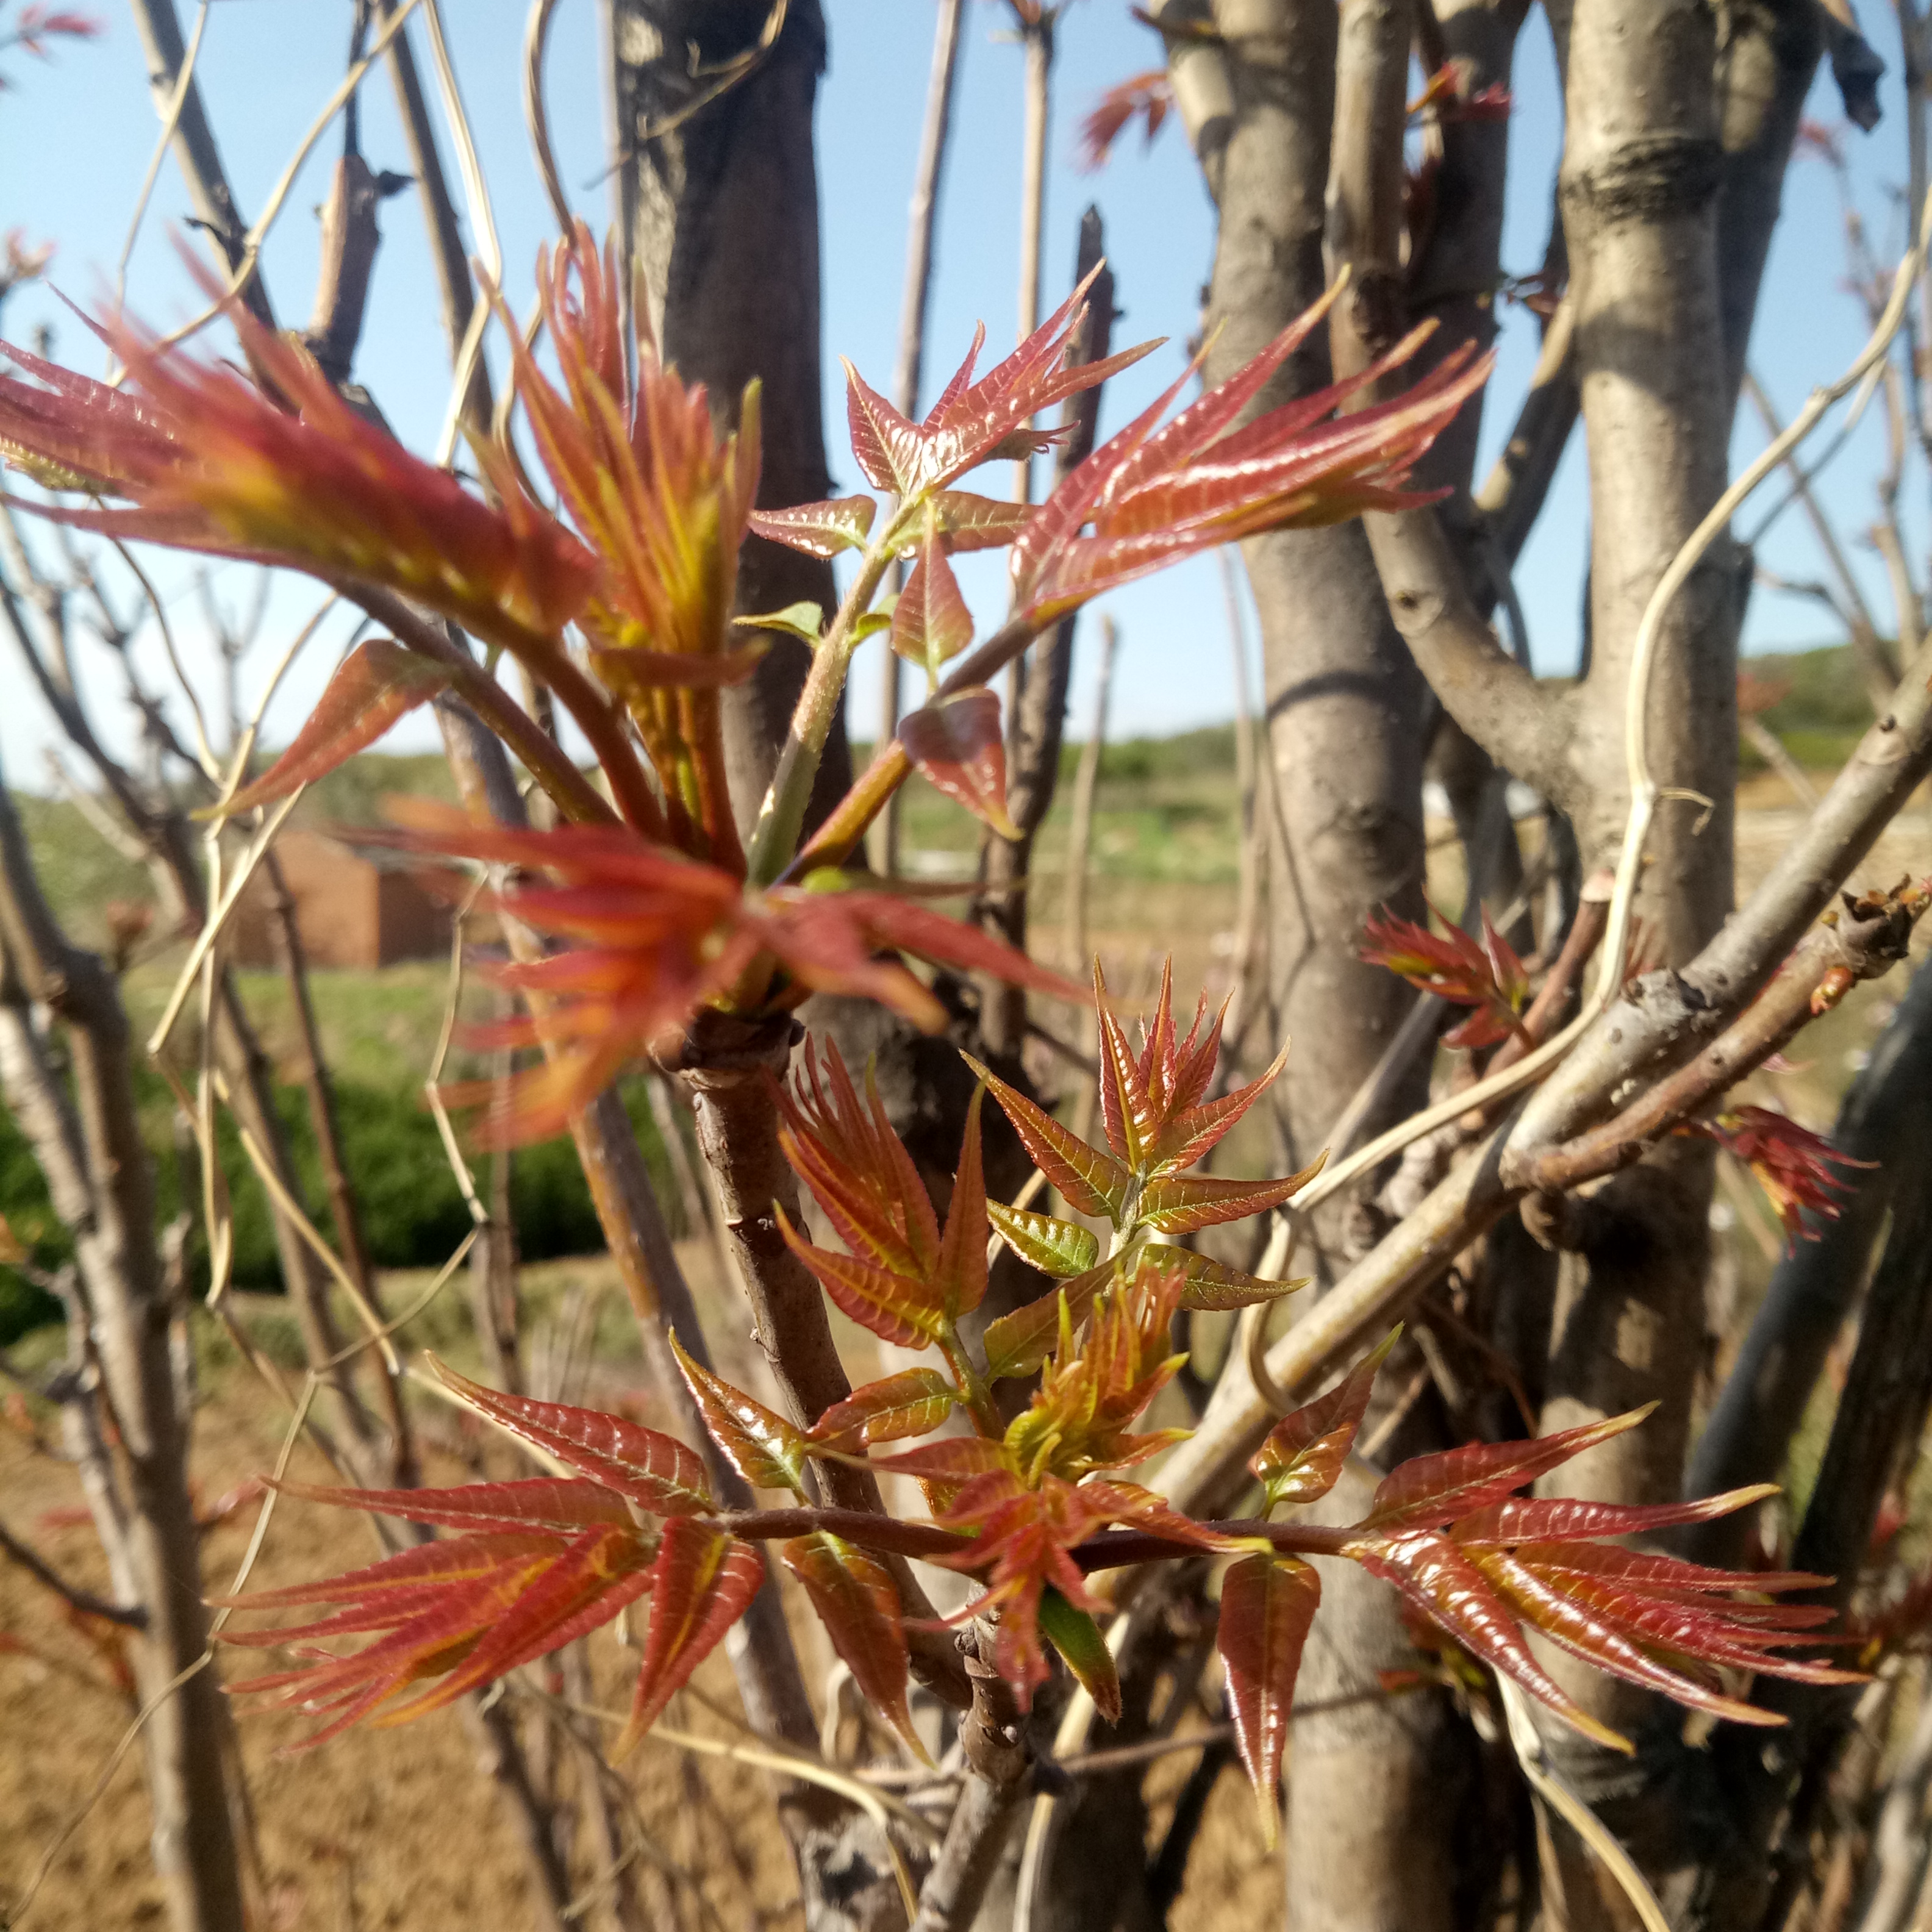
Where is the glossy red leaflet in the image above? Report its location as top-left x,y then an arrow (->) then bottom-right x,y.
430,1358 -> 713,1516
808,1368 -> 957,1448
267,1475 -> 635,1537
670,1333 -> 810,1496
1362,1405 -> 1655,1532
901,689 -> 1017,837
1252,1330 -> 1400,1509
216,640 -> 452,816
615,1520 -> 765,1759
746,494 -> 876,557
964,1054 -> 1128,1220
1218,1554 -> 1320,1845
1450,1484 -> 1780,1548
782,1531 -> 925,1761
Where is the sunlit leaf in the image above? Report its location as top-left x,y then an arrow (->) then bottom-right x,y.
808,1369 -> 957,1448
986,1201 -> 1101,1279
615,1520 -> 764,1758
1362,1405 -> 1655,1533
902,688 -> 1017,837
268,1475 -> 636,1537
775,1206 -> 944,1348
1136,1156 -> 1326,1236
429,1358 -> 713,1516
746,493 -> 876,557
1450,1485 -> 1781,1548
1344,1528 -> 1630,1752
1153,1245 -> 1305,1312
934,1086 -> 991,1317
964,1054 -> 1129,1222
669,1333 -> 809,1497
1252,1329 -> 1399,1511
924,490 -> 1031,554
782,1531 -> 926,1761
1217,1554 -> 1318,1846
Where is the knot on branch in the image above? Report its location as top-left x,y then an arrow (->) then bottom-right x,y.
1559,134 -> 1722,227
957,1617 -> 1034,1791
672,1008 -> 803,1089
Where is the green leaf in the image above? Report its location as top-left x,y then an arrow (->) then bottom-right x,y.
669,1333 -> 809,1497
852,609 -> 893,644
1038,1586 -> 1119,1722
734,601 -> 824,646
986,1201 -> 1100,1279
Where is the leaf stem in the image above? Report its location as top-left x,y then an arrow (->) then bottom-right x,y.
745,540 -> 895,884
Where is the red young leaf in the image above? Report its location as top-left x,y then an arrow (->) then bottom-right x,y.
842,357 -> 925,493
1684,1105 -> 1875,1250
901,688 -> 1017,837
892,537 -> 974,670
216,640 -> 451,816
774,1040 -> 939,1279
1252,1330 -> 1400,1510
934,1085 -> 990,1318
1360,906 -> 1530,1051
964,1053 -> 1129,1220
1151,1040 -> 1291,1173
746,494 -> 876,557
1506,1542 -> 1829,1601
808,1369 -> 957,1447
1473,1553 -> 1803,1726
870,1437 -> 1012,1483
775,1205 -> 943,1348
1362,1405 -> 1655,1533
1009,293 -> 1490,623
1153,1245 -> 1306,1312
1451,1484 -> 1781,1548
923,490 -> 1031,553
669,1333 -> 809,1496
1345,1528 -> 1631,1752
1078,69 -> 1175,170
782,1531 -> 925,1761
986,1201 -> 1101,1279
1217,1554 -> 1320,1846
615,1520 -> 764,1758
1136,1157 -> 1326,1236
268,1475 -> 636,1537
387,1526 -> 656,1720
211,1526 -> 567,1617
221,1522 -> 654,1748
429,1358 -> 712,1516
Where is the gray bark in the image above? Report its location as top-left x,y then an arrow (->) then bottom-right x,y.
610,0 -> 853,843
1197,9 -> 1462,1928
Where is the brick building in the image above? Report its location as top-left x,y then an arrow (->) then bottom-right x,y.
229,829 -> 451,970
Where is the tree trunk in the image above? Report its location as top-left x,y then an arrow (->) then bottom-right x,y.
0,780 -> 246,1932
1526,2 -> 1741,1908
1197,9 -> 1466,1928
610,0 -> 853,841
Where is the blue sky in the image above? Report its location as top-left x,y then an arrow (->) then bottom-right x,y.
0,0 -> 1920,784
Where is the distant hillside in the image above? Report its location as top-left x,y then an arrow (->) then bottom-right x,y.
1741,642 -> 1876,769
